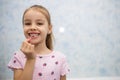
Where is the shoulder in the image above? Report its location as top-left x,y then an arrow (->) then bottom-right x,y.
8,50 -> 25,70
13,50 -> 25,58
53,51 -> 67,59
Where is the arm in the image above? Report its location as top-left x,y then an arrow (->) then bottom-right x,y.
14,59 -> 35,80
14,39 -> 36,80
60,75 -> 66,80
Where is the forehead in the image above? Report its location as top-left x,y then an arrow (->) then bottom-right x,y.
25,7 -> 48,17
24,9 -> 47,20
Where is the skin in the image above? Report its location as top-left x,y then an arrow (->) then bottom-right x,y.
13,9 -> 66,80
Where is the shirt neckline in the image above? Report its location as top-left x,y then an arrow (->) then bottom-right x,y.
36,51 -> 55,57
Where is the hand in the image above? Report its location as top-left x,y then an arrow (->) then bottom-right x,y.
20,38 -> 36,60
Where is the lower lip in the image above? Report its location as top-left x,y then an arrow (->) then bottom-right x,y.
30,35 -> 39,39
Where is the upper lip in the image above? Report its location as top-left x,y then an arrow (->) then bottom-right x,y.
28,32 -> 40,34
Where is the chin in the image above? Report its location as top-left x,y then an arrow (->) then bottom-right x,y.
31,41 -> 43,45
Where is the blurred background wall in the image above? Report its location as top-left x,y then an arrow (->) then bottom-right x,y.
0,0 -> 120,80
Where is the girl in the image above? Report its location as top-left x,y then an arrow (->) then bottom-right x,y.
8,5 -> 70,80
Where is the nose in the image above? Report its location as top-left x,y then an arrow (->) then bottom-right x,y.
30,24 -> 37,31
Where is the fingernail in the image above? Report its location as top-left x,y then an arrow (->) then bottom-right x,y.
27,37 -> 31,43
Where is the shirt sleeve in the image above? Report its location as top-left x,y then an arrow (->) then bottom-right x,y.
60,56 -> 70,76
8,52 -> 23,71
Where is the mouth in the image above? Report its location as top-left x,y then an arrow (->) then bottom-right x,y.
28,32 -> 40,38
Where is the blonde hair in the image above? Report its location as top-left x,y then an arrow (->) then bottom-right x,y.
22,5 -> 54,50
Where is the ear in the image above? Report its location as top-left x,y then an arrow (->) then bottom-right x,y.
48,25 -> 52,34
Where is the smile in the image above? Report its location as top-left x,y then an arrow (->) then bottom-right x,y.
28,32 -> 40,38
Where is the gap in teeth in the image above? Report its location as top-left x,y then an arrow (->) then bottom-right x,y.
29,33 -> 40,37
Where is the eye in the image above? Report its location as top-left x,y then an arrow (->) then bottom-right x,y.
24,22 -> 31,25
37,22 -> 43,26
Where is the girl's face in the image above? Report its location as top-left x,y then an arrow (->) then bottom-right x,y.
23,9 -> 52,45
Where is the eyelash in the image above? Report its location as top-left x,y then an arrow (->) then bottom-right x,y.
37,23 -> 43,25
24,23 -> 43,26
24,23 -> 31,25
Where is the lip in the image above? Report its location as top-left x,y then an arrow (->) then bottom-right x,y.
28,31 -> 40,34
28,31 -> 40,39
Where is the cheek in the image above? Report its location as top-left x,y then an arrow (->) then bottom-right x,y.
24,32 -> 27,38
23,28 -> 28,37
41,30 -> 48,38
40,26 -> 49,34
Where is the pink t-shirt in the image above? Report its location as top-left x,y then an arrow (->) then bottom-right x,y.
8,50 -> 70,80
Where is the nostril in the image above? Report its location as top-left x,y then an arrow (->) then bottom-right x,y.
30,28 -> 37,31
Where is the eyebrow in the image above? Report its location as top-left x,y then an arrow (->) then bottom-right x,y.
24,19 -> 31,22
36,19 -> 45,22
24,19 -> 45,22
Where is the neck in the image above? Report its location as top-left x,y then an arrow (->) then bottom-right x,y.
34,42 -> 51,55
